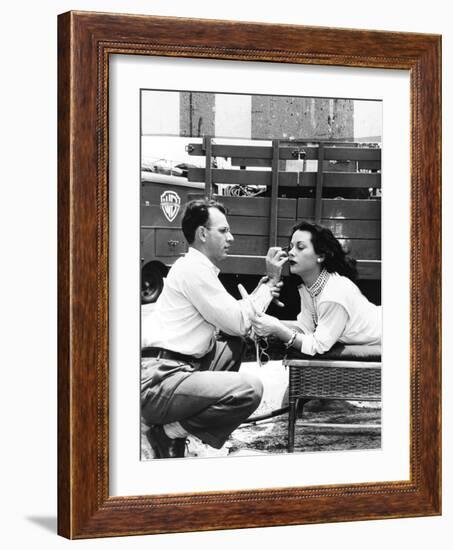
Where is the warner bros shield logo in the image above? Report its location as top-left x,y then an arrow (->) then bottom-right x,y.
160,190 -> 181,222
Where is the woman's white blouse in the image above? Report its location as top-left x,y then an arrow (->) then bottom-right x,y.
296,273 -> 382,355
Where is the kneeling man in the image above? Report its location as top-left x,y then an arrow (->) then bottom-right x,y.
141,198 -> 285,458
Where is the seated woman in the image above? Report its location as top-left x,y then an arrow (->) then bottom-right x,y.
252,221 -> 381,356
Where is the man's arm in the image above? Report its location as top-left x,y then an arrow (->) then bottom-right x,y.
249,247 -> 288,312
180,265 -> 259,336
179,247 -> 287,336
265,246 -> 288,283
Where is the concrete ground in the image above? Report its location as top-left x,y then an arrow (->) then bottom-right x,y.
141,360 -> 381,459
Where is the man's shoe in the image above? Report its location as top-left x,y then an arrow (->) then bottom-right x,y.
185,435 -> 231,458
146,425 -> 186,459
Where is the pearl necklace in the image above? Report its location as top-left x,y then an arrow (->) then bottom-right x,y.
305,269 -> 330,327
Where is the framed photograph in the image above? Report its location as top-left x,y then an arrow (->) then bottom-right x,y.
58,11 -> 441,538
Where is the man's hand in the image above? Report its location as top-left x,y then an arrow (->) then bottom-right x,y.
238,283 -> 259,339
265,247 -> 288,283
254,276 -> 284,307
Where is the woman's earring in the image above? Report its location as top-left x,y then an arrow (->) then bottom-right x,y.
317,258 -> 321,263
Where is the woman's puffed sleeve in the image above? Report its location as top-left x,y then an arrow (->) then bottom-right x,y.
299,302 -> 349,355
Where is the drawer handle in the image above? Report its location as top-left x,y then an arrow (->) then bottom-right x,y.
168,240 -> 179,247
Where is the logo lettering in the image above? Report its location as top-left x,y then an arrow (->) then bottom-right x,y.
160,190 -> 181,223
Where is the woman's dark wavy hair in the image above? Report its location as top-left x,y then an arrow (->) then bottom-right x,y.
291,221 -> 358,282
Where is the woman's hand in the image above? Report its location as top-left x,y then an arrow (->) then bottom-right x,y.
252,312 -> 287,338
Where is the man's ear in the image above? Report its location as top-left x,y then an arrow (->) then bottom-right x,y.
196,225 -> 207,243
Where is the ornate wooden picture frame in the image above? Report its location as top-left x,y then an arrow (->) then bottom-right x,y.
58,11 -> 441,539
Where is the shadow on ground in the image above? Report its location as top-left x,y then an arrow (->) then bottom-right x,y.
230,406 -> 381,454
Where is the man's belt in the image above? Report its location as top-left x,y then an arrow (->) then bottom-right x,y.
142,347 -> 202,363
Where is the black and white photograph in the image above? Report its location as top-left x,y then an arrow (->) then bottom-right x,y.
140,90 -> 383,460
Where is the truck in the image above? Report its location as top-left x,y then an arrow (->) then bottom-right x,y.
141,137 -> 381,315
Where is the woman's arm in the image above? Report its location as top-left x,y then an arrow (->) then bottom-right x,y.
252,302 -> 348,355
251,314 -> 299,342
280,320 -> 304,331
292,302 -> 348,355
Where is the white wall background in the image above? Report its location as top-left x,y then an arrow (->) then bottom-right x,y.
0,1 -> 449,548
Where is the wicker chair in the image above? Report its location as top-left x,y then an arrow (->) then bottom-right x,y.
283,344 -> 382,452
